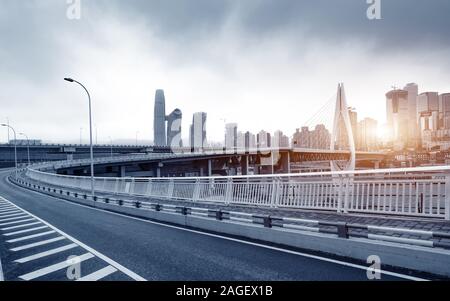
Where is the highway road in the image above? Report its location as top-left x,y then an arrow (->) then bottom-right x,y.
0,169 -> 424,281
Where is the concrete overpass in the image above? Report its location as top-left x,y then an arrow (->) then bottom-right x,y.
53,147 -> 386,178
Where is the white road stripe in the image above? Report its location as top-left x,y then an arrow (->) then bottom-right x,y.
0,195 -> 146,281
0,218 -> 35,227
19,253 -> 95,280
13,185 -> 427,281
0,210 -> 21,216
0,213 -> 27,220
0,206 -> 20,211
0,208 -> 18,213
10,236 -> 66,252
0,205 -> 15,210
14,243 -> 78,263
0,215 -> 29,222
3,226 -> 48,237
7,230 -> 56,243
77,265 -> 118,281
1,222 -> 41,231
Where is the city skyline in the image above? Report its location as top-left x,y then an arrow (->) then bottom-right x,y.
2,1 -> 450,145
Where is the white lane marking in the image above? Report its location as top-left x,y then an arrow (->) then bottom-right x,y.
0,196 -> 146,281
11,237 -> 66,252
0,206 -> 15,210
19,252 -> 95,281
0,208 -> 18,213
15,243 -> 78,264
0,211 -> 24,217
0,210 -> 21,216
7,231 -> 56,243
0,215 -> 30,222
0,218 -> 35,227
1,222 -> 41,231
3,226 -> 48,237
0,213 -> 28,220
11,184 -> 428,281
77,265 -> 118,281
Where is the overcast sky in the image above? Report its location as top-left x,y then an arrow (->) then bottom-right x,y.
1,0 -> 450,144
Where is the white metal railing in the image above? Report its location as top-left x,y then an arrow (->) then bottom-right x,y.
25,163 -> 450,220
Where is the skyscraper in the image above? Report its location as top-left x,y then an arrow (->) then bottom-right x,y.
190,112 -> 207,150
386,89 -> 409,149
440,93 -> 450,129
225,123 -> 238,150
337,107 -> 357,150
166,108 -> 183,148
257,130 -> 271,148
404,83 -> 419,147
357,118 -> 378,151
153,89 -> 167,146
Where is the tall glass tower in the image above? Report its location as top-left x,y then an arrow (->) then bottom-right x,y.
154,89 -> 167,146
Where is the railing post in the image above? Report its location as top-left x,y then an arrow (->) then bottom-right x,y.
168,179 -> 174,199
270,178 -> 280,208
445,176 -> 450,220
225,178 -> 233,205
146,179 -> 153,197
343,175 -> 350,214
193,179 -> 201,202
336,175 -> 343,213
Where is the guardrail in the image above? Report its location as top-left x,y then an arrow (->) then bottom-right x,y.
11,175 -> 450,251
25,158 -> 450,220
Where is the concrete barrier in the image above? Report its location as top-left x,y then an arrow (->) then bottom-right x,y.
11,176 -> 450,278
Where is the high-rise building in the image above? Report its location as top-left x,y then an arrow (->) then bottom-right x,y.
225,123 -> 238,150
272,130 -> 290,148
153,89 -> 167,146
244,131 -> 256,150
257,130 -> 271,149
404,83 -> 419,147
166,109 -> 182,148
190,112 -> 207,150
440,93 -> 450,129
386,89 -> 409,149
357,118 -> 378,151
311,124 -> 331,149
292,127 -> 310,148
337,107 -> 357,150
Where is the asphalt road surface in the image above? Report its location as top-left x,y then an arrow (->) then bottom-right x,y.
0,169 -> 423,281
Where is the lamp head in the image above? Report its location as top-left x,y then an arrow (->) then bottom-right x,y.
64,77 -> 74,82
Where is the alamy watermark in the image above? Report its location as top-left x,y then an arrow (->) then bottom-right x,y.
66,0 -> 82,20
66,255 -> 81,280
367,0 -> 382,20
367,255 -> 382,280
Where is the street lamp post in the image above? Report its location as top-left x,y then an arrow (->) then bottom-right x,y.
64,78 -> 95,198
1,123 -> 17,179
19,132 -> 31,165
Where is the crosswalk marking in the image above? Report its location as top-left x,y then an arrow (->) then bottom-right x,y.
19,253 -> 95,280
7,230 -> 56,243
0,208 -> 19,213
0,218 -> 35,227
14,243 -> 78,263
0,215 -> 30,222
0,206 -> 15,210
77,265 -> 118,281
1,222 -> 41,231
3,226 -> 48,237
10,236 -> 66,252
0,213 -> 28,220
0,195 -> 145,281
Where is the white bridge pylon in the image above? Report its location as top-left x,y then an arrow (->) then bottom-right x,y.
330,83 -> 356,172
